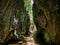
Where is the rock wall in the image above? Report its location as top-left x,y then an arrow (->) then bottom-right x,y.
33,0 -> 60,44
0,0 -> 30,44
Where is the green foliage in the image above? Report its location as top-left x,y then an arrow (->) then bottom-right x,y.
24,0 -> 32,13
24,0 -> 34,29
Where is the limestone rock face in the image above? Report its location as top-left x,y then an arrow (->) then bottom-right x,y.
0,0 -> 30,45
0,0 -> 60,45
33,0 -> 60,44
